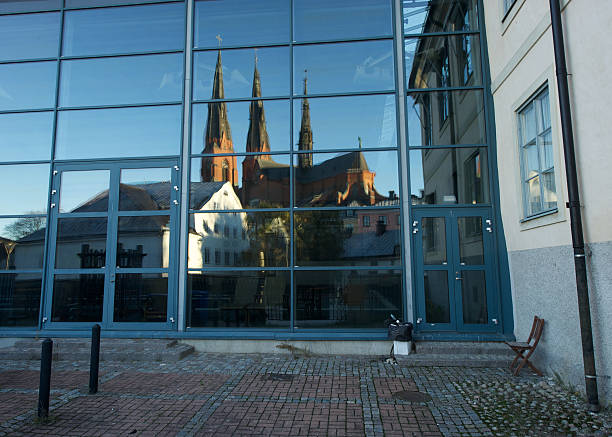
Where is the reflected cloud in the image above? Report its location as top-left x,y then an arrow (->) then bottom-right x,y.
352,50 -> 393,84
0,85 -> 14,101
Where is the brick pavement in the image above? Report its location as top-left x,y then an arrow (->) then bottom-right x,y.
0,353 -> 609,436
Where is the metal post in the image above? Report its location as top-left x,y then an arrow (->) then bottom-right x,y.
548,0 -> 599,412
89,324 -> 101,394
37,338 -> 53,419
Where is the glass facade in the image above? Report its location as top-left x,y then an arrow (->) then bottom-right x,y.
0,0 -> 502,337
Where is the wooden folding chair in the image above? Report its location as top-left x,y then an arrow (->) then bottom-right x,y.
505,316 -> 545,376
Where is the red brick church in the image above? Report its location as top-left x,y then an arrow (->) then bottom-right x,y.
199,51 -> 388,208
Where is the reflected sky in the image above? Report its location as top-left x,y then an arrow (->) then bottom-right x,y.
59,170 -> 110,213
0,62 -> 56,111
402,0 -> 478,34
0,12 -> 60,61
193,48 -> 289,100
293,0 -> 392,41
62,3 -> 184,56
0,112 -> 53,162
60,54 -> 183,107
194,0 -> 289,48
293,40 -> 395,94
0,164 -> 50,215
55,106 -> 182,159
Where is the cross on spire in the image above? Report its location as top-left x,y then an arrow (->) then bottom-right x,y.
215,34 -> 222,47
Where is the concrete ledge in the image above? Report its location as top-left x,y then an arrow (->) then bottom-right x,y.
182,339 -> 393,356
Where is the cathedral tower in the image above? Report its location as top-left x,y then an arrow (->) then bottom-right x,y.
200,50 -> 238,186
297,72 -> 313,169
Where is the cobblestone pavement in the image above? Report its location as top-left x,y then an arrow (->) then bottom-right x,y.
0,353 -> 610,436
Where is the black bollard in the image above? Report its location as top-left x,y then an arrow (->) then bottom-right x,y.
37,338 -> 53,419
89,324 -> 101,394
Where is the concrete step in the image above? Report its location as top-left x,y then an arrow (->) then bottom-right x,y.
392,341 -> 514,368
414,341 -> 514,357
0,339 -> 195,362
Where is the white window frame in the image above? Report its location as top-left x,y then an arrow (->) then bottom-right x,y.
517,85 -> 557,219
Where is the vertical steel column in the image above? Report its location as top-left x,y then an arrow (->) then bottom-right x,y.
548,0 -> 599,411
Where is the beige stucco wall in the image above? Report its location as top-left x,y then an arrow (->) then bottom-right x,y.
484,0 -> 612,404
485,0 -> 612,250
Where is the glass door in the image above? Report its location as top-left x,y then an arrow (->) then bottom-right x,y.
42,160 -> 180,330
412,208 -> 499,333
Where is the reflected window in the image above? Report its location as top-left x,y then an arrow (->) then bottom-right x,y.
403,0 -> 478,34
0,273 -> 42,327
410,148 -> 489,205
0,218 -> 46,270
518,87 -> 556,217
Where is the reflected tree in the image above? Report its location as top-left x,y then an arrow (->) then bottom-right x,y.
4,215 -> 45,240
295,211 -> 345,263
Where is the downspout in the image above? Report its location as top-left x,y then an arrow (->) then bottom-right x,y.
548,0 -> 599,412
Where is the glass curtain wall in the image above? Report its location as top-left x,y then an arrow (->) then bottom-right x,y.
187,0 -> 404,330
0,0 -> 186,328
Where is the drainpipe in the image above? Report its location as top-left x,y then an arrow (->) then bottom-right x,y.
548,0 -> 599,412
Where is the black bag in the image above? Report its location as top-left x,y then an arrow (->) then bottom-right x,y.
388,321 -> 413,341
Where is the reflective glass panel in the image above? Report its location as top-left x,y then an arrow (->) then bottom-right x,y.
62,3 -> 184,56
295,269 -> 402,329
119,168 -> 172,211
191,100 -> 290,154
293,40 -> 395,94
457,216 -> 483,265
188,212 -> 289,268
542,170 -> 557,210
59,170 -> 110,213
60,54 -> 183,107
0,0 -> 60,13
0,218 -> 46,270
405,35 -> 482,88
187,271 -> 290,328
194,0 -> 289,48
117,216 -> 170,268
51,273 -> 104,322
55,106 -> 182,159
67,0 -> 177,6
422,217 -> 446,265
190,155 -> 291,209
113,273 -> 167,323
410,148 -> 489,205
292,95 -> 397,151
55,218 -> 108,269
424,270 -> 450,323
0,112 -> 53,162
193,48 -> 289,100
0,164 -> 49,215
0,12 -> 60,61
294,209 -> 400,267
294,151 -> 399,207
525,176 -> 541,217
407,89 -> 486,146
402,0 -> 478,34
0,273 -> 41,327
461,269 -> 487,324
0,62 -> 56,111
294,0 -> 392,41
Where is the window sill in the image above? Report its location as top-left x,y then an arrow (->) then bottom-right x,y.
520,207 -> 558,223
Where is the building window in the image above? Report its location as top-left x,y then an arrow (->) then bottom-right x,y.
214,250 -> 221,265
223,225 -> 229,237
518,87 -> 556,218
462,12 -> 473,84
363,216 -> 370,227
503,0 -> 518,15
224,251 -> 230,265
214,223 -> 219,234
378,215 -> 387,225
204,248 -> 210,264
438,45 -> 450,124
